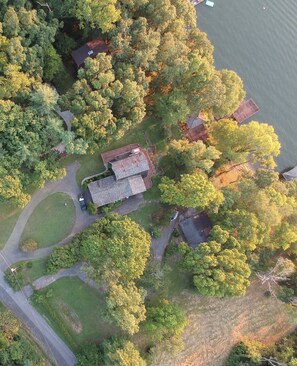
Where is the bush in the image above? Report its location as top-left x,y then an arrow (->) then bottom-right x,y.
46,244 -> 81,274
150,227 -> 162,239
100,200 -> 122,214
20,239 -> 38,252
87,203 -> 97,215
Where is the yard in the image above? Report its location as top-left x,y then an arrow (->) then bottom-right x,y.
0,201 -> 22,249
32,277 -> 118,350
128,202 -> 163,232
20,193 -> 76,248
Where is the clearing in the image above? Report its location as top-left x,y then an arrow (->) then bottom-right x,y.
32,277 -> 118,350
152,279 -> 296,366
20,192 -> 75,248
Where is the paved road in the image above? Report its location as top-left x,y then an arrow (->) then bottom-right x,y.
151,218 -> 178,261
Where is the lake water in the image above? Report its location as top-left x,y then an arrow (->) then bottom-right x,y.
196,0 -> 297,171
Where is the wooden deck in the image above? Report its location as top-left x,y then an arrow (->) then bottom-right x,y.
186,124 -> 208,142
232,99 -> 260,124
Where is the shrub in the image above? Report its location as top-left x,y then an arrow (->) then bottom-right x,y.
87,203 -> 97,215
101,200 -> 122,214
150,227 -> 162,239
20,239 -> 38,252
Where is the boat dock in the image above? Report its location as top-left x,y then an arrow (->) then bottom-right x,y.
232,99 -> 260,124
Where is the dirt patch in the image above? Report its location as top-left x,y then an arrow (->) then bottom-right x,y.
152,280 -> 296,366
56,300 -> 82,334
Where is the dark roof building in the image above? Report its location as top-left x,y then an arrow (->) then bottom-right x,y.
179,212 -> 212,249
71,39 -> 109,68
87,145 -> 155,207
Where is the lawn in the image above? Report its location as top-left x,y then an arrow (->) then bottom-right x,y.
0,205 -> 21,249
128,202 -> 162,232
21,193 -> 76,248
32,277 -> 118,350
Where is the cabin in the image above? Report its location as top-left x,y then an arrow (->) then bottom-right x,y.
186,112 -> 208,142
71,38 -> 109,68
87,145 -> 155,208
179,212 -> 212,249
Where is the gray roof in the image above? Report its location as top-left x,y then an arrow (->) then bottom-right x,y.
187,114 -> 205,129
111,152 -> 149,180
71,39 -> 109,68
179,213 -> 212,249
88,175 -> 146,207
283,166 -> 297,181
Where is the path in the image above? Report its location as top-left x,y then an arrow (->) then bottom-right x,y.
151,217 -> 178,261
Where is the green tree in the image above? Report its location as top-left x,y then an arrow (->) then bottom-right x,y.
168,139 -> 221,174
144,299 -> 188,342
81,214 -> 151,283
106,281 -> 146,334
180,226 -> 251,297
209,119 -> 281,168
212,69 -> 246,119
43,45 -> 64,82
103,338 -> 146,366
3,7 -> 20,37
30,84 -> 59,115
74,0 -> 121,32
159,171 -> 223,209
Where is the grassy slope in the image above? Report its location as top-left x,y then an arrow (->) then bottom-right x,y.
128,202 -> 162,232
21,193 -> 76,248
0,201 -> 22,249
151,280 -> 296,366
33,277 -> 118,350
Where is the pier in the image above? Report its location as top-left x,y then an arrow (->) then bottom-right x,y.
232,99 -> 260,124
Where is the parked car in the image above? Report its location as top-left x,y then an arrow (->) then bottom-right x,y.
171,211 -> 179,221
78,194 -> 87,210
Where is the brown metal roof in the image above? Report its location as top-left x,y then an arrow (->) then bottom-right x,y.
88,175 -> 146,207
71,38 -> 109,68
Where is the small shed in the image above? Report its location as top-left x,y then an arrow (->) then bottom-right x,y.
283,166 -> 297,181
179,212 -> 212,249
71,39 -> 109,68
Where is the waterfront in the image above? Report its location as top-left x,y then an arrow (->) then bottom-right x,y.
197,0 -> 297,171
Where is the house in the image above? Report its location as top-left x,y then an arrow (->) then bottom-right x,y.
186,112 -> 208,142
179,212 -> 212,249
71,38 -> 109,68
87,145 -> 155,208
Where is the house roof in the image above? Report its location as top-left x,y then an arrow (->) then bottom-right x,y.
71,38 -> 109,68
111,151 -> 150,180
88,175 -> 146,207
187,113 -> 205,129
283,166 -> 297,181
179,213 -> 212,249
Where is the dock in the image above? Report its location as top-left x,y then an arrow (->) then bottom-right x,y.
232,99 -> 260,124
205,0 -> 214,7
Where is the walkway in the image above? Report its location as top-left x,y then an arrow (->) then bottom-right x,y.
151,217 -> 178,261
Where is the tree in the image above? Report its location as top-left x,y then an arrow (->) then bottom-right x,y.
209,119 -> 281,168
74,0 -> 121,32
3,7 -> 20,38
212,69 -> 246,119
167,139 -> 221,174
159,171 -> 223,209
103,338 -> 146,366
43,45 -> 64,82
144,299 -> 188,342
81,214 -> 151,283
30,84 -> 58,115
180,226 -> 251,297
106,281 -> 146,334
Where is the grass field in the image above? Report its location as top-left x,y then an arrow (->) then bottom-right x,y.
151,280 -> 296,366
128,202 -> 162,232
33,277 -> 118,349
21,193 -> 76,248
